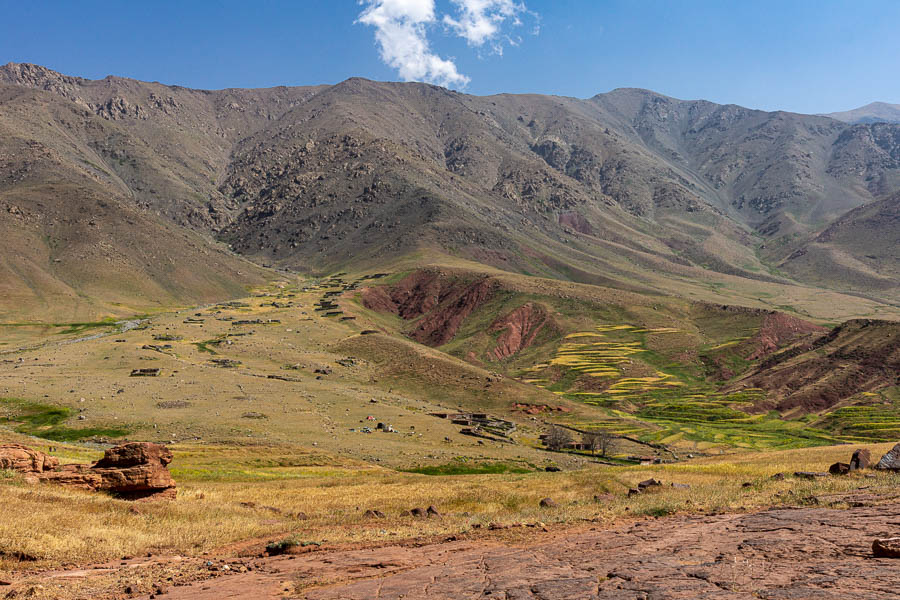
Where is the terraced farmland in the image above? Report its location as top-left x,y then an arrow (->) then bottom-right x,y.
517,325 -> 845,451
633,389 -> 841,450
816,389 -> 900,442
518,324 -> 685,403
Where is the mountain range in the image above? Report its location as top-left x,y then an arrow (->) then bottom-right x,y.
1,62 -> 898,320
825,102 -> 900,124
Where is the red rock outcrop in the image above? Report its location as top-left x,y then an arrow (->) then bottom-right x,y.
0,443 -> 59,482
558,211 -> 594,235
746,312 -> 827,360
408,277 -> 495,346
45,442 -> 176,500
3,441 -> 176,500
488,303 -> 553,360
362,270 -> 497,347
359,286 -> 397,315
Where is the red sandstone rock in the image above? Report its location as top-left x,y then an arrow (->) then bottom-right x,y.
36,442 -> 177,500
873,537 -> 900,558
829,462 -> 851,475
0,443 -> 59,477
850,448 -> 871,470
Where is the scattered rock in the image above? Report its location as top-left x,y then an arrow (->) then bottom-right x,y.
873,537 -> 900,558
539,497 -> 557,508
364,509 -> 385,519
156,400 -> 191,409
794,471 -> 829,479
130,368 -> 160,377
426,505 -> 441,518
850,448 -> 871,471
410,508 -> 426,518
829,462 -> 851,476
637,478 -> 662,491
671,483 -> 691,489
876,443 -> 900,470
545,466 -> 561,472
41,442 -> 176,500
771,472 -> 786,481
241,412 -> 268,419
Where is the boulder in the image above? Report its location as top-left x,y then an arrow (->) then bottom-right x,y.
539,497 -> 557,508
42,442 -> 176,500
410,508 -> 426,518
876,443 -> 900,470
637,478 -> 662,491
426,505 -> 441,518
41,464 -> 103,490
829,462 -> 851,476
850,448 -> 871,471
92,442 -> 175,500
873,537 -> 900,558
0,443 -> 59,478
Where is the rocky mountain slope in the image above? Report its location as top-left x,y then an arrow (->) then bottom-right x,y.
731,318 -> 900,414
779,190 -> 900,293
1,62 -> 900,318
825,101 -> 900,124
0,77 -> 271,320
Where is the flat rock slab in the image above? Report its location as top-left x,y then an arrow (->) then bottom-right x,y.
150,503 -> 900,599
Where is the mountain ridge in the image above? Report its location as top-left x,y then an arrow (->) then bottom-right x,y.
1,62 -> 899,320
824,101 -> 900,124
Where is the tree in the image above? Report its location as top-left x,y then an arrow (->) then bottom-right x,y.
545,426 -> 573,451
583,430 -> 615,457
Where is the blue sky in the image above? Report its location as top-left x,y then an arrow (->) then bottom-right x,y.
1,0 -> 898,114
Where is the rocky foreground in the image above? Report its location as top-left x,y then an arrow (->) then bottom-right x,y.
102,500 -> 899,600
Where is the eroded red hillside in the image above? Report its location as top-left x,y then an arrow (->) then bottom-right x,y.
734,319 -> 900,413
747,312 -> 827,360
487,302 -> 555,360
362,270 -> 497,346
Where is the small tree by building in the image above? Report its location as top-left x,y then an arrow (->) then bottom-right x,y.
583,430 -> 615,456
545,426 -> 573,451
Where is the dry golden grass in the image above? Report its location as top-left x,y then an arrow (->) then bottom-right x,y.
2,441 -> 897,574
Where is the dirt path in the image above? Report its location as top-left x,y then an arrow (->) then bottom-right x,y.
134,502 -> 900,599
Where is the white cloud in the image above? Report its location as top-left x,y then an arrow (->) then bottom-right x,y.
443,0 -> 527,54
357,0 -> 470,88
357,0 -> 536,88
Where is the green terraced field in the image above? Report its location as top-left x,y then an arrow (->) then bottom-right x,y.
517,324 -> 851,452
518,324 -> 687,401
816,389 -> 900,442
